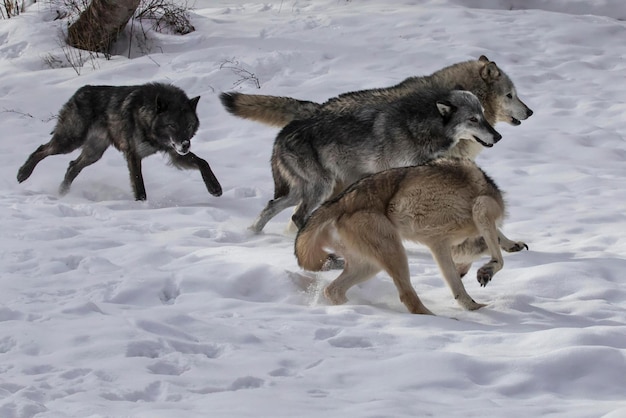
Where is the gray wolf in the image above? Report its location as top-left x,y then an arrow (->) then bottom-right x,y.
250,88 -> 501,233
295,158 -> 523,315
17,83 -> 223,201
220,55 -> 533,160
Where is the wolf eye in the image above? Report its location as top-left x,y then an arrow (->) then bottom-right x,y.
469,116 -> 479,122
506,93 -> 513,99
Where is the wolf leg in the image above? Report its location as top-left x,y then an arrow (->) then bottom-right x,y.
59,137 -> 109,196
169,151 -> 222,197
17,136 -> 78,183
291,176 -> 334,230
473,196 -> 505,287
450,236 -> 488,278
250,194 -> 299,233
428,241 -> 486,311
455,262 -> 472,278
124,152 -> 147,201
497,229 -> 528,252
338,211 -> 434,315
324,260 -> 380,305
285,181 -> 345,234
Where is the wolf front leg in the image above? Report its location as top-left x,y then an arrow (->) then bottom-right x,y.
428,240 -> 486,311
169,152 -> 223,197
125,152 -> 147,201
473,196 -> 505,287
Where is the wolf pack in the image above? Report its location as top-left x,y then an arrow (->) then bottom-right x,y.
17,55 -> 534,316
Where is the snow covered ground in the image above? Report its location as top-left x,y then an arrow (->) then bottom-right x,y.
1,1 -> 626,417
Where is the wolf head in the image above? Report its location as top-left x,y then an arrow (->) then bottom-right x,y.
437,90 -> 502,148
152,93 -> 200,155
478,55 -> 533,126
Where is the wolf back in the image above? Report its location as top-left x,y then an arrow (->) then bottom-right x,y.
220,55 -> 533,131
17,83 -> 222,200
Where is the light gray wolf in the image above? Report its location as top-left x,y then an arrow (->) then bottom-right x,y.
220,55 -> 533,160
295,157 -> 523,315
250,88 -> 501,233
17,83 -> 223,200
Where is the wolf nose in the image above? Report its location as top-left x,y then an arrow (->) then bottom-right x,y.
494,132 -> 502,143
526,108 -> 534,117
181,140 -> 190,152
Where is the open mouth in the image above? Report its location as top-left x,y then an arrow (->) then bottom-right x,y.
473,136 -> 494,147
175,147 -> 190,156
171,140 -> 190,156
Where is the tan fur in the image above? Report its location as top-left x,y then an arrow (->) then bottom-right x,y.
221,56 -> 531,125
220,93 -> 320,127
295,158 -> 521,315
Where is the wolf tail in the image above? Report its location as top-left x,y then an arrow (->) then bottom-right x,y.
294,201 -> 343,271
219,92 -> 322,127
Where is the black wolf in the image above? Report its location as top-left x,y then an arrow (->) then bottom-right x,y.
17,83 -> 222,200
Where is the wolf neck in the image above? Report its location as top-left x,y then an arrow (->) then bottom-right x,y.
444,139 -> 484,160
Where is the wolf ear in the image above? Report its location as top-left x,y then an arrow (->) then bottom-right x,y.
436,100 -> 456,120
478,55 -> 490,63
189,96 -> 200,111
480,61 -> 501,82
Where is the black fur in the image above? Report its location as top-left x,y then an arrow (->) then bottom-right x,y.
17,83 -> 222,200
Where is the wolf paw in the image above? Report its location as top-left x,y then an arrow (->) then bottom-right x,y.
324,286 -> 348,305
502,241 -> 528,252
17,167 -> 30,183
467,300 -> 487,311
58,182 -> 70,196
457,295 -> 486,311
477,266 -> 494,287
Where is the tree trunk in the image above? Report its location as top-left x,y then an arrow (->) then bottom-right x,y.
67,0 -> 141,53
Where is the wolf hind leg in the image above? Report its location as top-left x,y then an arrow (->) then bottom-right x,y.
338,211 -> 434,315
473,196 -> 505,287
17,135 -> 81,183
285,181 -> 345,234
250,193 -> 299,233
59,135 -> 109,195
290,175 -> 335,230
324,260 -> 380,305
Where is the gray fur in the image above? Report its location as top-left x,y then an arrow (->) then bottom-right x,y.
17,83 -> 222,200
250,88 -> 501,233
221,56 -> 532,161
219,55 -> 533,139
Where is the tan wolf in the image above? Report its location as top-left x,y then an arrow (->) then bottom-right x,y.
220,55 -> 533,160
294,158 -> 523,315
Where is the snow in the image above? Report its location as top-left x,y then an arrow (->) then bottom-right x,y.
1,0 -> 626,416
